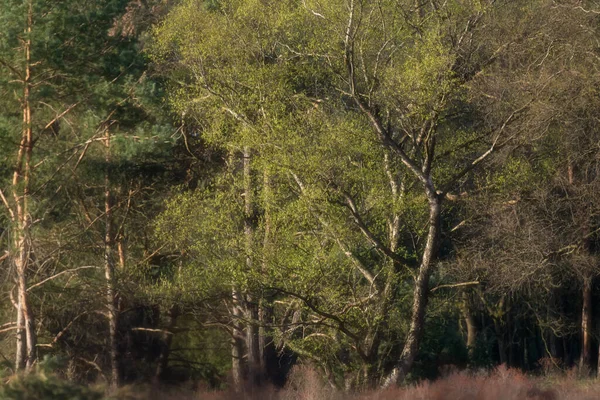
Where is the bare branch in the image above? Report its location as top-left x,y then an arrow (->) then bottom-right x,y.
42,102 -> 79,131
290,172 -> 378,287
0,188 -> 15,221
131,327 -> 174,335
27,266 -> 98,292
0,57 -> 23,79
342,192 -> 407,265
440,101 -> 531,194
430,281 -> 480,293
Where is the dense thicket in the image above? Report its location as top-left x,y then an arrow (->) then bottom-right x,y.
2,0 -> 600,393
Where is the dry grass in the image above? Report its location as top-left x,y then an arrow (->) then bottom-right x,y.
112,365 -> 600,400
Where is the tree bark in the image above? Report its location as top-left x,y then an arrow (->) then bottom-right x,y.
13,1 -> 36,370
231,288 -> 245,390
597,342 -> 600,378
461,290 -> 477,363
259,169 -> 276,383
15,301 -> 25,371
579,276 -> 592,374
382,192 -> 442,387
154,305 -> 179,382
104,130 -> 120,388
243,146 -> 261,385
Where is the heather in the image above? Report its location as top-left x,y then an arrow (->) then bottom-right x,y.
7,365 -> 599,400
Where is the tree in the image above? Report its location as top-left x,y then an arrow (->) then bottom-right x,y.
0,0 -> 174,382
151,0 -> 538,387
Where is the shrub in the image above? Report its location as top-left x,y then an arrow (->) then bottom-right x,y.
0,371 -> 103,400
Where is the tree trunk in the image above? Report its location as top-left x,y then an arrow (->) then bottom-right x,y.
15,303 -> 25,371
597,342 -> 600,378
104,130 -> 120,388
154,305 -> 179,382
259,169 -> 277,383
382,193 -> 441,387
231,288 -> 245,391
13,2 -> 36,370
243,146 -> 261,385
461,290 -> 477,363
494,318 -> 507,365
579,276 -> 592,374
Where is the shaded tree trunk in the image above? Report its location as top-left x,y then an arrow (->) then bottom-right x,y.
259,169 -> 277,383
579,276 -> 592,374
154,305 -> 179,382
243,146 -> 261,385
461,290 -> 477,363
231,289 -> 245,391
104,130 -> 120,388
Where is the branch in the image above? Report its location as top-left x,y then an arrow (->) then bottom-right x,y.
27,266 -> 98,292
271,286 -> 360,343
440,102 -> 531,194
0,326 -> 19,334
290,172 -> 378,287
333,237 -> 377,288
0,188 -> 15,221
0,322 -> 17,334
302,0 -> 326,19
41,312 -> 90,348
430,281 -> 480,293
131,327 -> 174,335
42,102 -> 79,131
343,6 -> 428,187
0,57 -> 23,79
342,192 -> 407,265
76,357 -> 107,382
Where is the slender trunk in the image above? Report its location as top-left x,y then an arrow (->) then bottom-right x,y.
154,305 -> 179,382
226,150 -> 245,391
597,342 -> 600,378
579,276 -> 592,374
382,192 -> 441,387
21,256 -> 36,370
246,301 -> 260,385
14,2 -> 36,370
231,289 -> 245,390
243,146 -> 261,385
104,130 -> 120,388
259,169 -> 276,382
507,312 -> 514,367
15,302 -> 25,370
494,318 -> 507,365
461,290 -> 477,363
117,238 -> 126,270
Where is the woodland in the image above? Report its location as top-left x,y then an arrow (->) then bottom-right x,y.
3,0 -> 600,398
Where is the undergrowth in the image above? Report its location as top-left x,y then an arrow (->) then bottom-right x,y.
2,364 -> 600,399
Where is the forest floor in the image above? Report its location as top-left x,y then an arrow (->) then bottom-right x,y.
121,366 -> 600,400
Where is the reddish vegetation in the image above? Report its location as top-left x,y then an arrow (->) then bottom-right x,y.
129,365 -> 600,400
